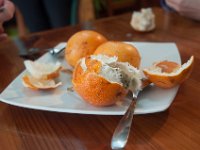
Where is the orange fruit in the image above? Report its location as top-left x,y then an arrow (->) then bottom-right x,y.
72,54 -> 141,106
143,56 -> 194,88
65,30 -> 107,67
94,41 -> 141,68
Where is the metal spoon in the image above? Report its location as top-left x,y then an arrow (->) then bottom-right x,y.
111,79 -> 151,149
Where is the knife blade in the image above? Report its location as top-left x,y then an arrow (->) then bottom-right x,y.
13,37 -> 66,59
49,42 -> 66,55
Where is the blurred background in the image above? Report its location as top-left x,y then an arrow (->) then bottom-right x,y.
4,0 -> 161,38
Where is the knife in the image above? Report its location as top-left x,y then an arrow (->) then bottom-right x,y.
13,37 -> 66,59
49,42 -> 66,55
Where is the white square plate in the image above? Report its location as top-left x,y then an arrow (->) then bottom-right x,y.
0,42 -> 181,115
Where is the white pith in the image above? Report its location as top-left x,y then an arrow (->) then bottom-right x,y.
24,60 -> 61,79
80,54 -> 142,92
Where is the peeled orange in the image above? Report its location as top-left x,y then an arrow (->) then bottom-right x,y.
143,56 -> 194,88
65,30 -> 107,67
94,41 -> 141,68
72,54 -> 141,106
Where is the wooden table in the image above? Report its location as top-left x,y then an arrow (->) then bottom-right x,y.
0,7 -> 200,150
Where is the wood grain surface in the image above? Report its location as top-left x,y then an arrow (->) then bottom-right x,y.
0,7 -> 200,150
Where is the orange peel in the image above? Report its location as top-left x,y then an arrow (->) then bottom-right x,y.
24,60 -> 62,80
143,56 -> 194,88
22,75 -> 62,90
23,60 -> 62,90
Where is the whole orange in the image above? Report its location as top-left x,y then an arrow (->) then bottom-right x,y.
65,30 -> 107,67
94,41 -> 141,68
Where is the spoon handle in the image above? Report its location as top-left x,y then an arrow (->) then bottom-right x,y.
111,97 -> 137,149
